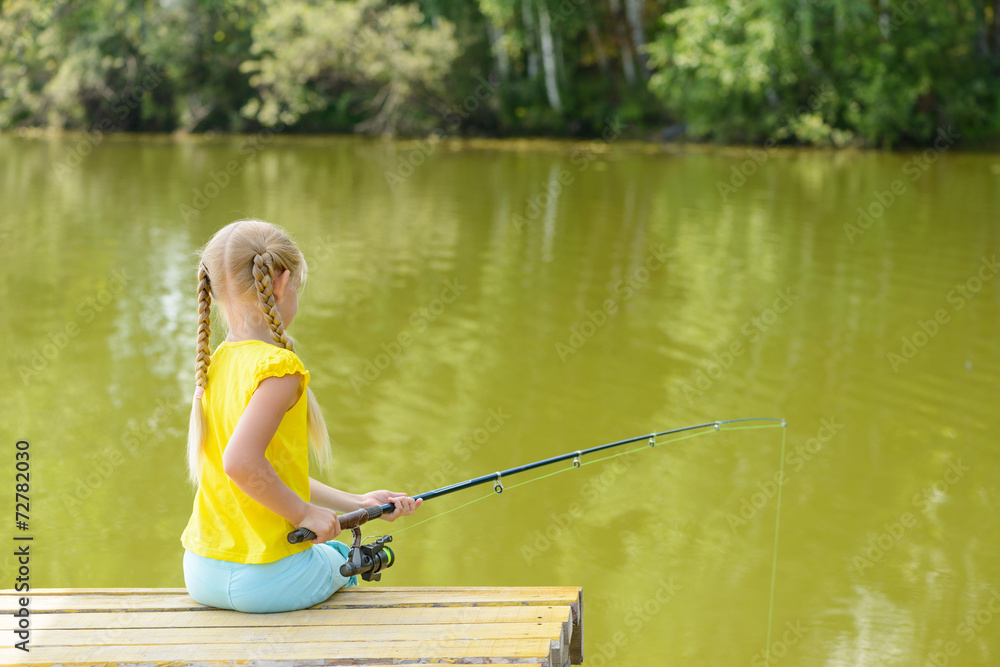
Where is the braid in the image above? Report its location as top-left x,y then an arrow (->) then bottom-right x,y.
188,262 -> 212,484
252,251 -> 293,351
195,264 -> 212,389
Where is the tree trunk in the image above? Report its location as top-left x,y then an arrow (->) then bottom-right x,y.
995,0 -> 1000,54
877,0 -> 889,39
537,0 -> 562,111
975,0 -> 989,55
608,0 -> 636,85
554,29 -> 566,92
586,20 -> 611,76
522,0 -> 539,80
486,21 -> 510,81
624,0 -> 648,80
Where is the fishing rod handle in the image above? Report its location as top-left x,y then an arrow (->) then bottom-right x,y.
286,504 -> 386,544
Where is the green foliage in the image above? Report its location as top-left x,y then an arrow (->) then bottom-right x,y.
240,0 -> 459,135
648,2 -> 783,141
0,0 -> 253,132
140,0 -> 262,132
646,0 -> 1000,147
1,0 -> 998,145
0,0 -> 156,129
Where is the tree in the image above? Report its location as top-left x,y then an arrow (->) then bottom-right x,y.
240,0 -> 459,135
645,0 -> 1000,147
140,0 -> 262,132
0,0 -> 164,130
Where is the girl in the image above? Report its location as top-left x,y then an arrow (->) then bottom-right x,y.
181,219 -> 421,613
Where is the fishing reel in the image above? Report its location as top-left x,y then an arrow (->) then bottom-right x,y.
286,504 -> 397,582
340,526 -> 395,582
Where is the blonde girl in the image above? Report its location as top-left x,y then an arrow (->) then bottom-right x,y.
181,219 -> 421,613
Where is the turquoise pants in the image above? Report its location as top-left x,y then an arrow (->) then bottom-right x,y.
183,541 -> 359,613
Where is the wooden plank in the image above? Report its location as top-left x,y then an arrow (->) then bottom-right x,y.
26,621 -> 565,645
15,607 -> 574,664
0,587 -> 583,613
0,587 -> 582,666
8,657 -> 547,667
11,638 -> 558,665
569,587 -> 583,664
7,590 -> 581,612
24,605 -> 572,630
2,586 -> 580,596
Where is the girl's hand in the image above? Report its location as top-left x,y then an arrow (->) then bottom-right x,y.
298,503 -> 341,543
361,490 -> 423,522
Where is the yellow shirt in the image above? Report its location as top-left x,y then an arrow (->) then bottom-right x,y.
181,339 -> 313,564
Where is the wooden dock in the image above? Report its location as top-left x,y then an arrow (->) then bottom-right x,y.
2,586 -> 583,666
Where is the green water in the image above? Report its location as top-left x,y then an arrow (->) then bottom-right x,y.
2,133 -> 998,665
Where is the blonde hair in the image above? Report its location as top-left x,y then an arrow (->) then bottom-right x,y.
187,219 -> 331,484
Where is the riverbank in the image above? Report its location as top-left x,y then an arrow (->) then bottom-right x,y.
7,127 -> 1000,156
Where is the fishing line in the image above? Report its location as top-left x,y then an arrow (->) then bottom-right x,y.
382,490 -> 497,538
764,421 -> 787,667
385,420 -> 785,538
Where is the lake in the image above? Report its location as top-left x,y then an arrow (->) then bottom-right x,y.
2,132 -> 998,665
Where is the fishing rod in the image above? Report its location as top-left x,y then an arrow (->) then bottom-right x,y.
287,417 -> 785,580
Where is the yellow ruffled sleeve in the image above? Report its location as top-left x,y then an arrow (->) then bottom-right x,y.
253,348 -> 310,396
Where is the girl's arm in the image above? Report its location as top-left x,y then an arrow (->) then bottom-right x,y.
308,478 -> 364,513
222,373 -> 340,542
308,480 -> 423,521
